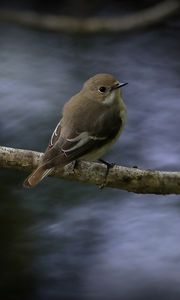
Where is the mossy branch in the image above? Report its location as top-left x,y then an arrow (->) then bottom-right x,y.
0,146 -> 180,194
0,1 -> 179,33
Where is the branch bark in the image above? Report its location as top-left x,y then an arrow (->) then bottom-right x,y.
0,146 -> 180,194
0,0 -> 179,33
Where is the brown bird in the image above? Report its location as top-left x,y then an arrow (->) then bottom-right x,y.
23,73 -> 127,188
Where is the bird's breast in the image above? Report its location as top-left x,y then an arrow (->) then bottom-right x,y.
82,99 -> 127,162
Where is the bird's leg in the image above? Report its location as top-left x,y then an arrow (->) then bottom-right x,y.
72,160 -> 79,171
67,160 -> 79,174
98,159 -> 115,189
99,159 -> 115,169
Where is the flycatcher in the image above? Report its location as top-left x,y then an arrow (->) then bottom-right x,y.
23,73 -> 128,188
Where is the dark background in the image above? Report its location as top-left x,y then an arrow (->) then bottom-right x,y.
0,0 -> 169,15
0,1 -> 180,300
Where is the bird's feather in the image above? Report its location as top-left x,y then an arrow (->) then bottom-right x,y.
41,100 -> 122,168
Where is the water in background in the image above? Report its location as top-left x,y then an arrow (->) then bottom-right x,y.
0,22 -> 180,300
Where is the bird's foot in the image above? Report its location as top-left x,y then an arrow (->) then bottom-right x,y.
72,160 -> 79,171
66,160 -> 79,174
98,159 -> 115,189
73,159 -> 78,172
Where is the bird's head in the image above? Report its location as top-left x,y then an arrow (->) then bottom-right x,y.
83,73 -> 128,105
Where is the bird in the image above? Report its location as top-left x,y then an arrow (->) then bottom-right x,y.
23,73 -> 128,188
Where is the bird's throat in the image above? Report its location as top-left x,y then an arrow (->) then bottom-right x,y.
103,90 -> 117,105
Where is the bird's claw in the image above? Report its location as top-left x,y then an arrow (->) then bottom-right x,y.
98,159 -> 115,189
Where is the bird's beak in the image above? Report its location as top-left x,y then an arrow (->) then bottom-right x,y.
119,82 -> 128,88
111,82 -> 128,91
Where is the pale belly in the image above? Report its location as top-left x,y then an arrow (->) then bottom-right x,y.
81,136 -> 119,161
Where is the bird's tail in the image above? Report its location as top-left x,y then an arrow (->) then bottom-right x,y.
23,165 -> 53,188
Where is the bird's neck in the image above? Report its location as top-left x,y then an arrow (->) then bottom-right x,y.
103,90 -> 127,127
113,90 -> 127,126
103,90 -> 125,109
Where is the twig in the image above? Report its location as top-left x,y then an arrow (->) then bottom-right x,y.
0,1 -> 179,33
0,146 -> 180,194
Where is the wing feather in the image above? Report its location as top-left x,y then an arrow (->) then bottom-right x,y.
41,102 -> 122,168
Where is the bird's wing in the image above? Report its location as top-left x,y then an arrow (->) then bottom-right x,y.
41,106 -> 122,168
42,119 -> 66,166
48,120 -> 62,147
61,109 -> 122,162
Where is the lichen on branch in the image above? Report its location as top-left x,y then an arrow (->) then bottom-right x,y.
0,146 -> 180,194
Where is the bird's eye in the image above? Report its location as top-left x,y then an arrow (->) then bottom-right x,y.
98,86 -> 107,93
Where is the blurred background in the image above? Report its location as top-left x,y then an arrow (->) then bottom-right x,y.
0,1 -> 180,300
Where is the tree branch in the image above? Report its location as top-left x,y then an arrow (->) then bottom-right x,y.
0,0 -> 179,33
0,146 -> 180,194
